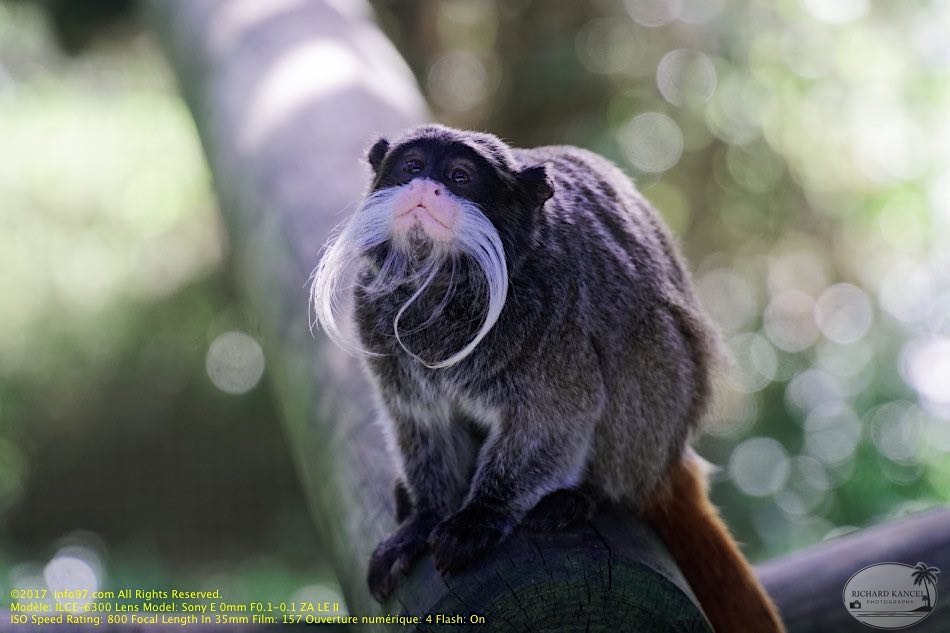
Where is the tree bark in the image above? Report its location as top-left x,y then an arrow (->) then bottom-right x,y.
144,1 -> 710,630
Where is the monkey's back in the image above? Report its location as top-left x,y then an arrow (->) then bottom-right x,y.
513,145 -> 720,505
514,146 -> 695,311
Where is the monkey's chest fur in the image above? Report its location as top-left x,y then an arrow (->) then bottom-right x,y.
353,147 -> 715,508
354,263 -> 542,430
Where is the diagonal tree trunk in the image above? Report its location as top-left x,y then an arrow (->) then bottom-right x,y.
144,0 -> 427,614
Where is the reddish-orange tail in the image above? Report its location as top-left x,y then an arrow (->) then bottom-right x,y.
644,450 -> 785,633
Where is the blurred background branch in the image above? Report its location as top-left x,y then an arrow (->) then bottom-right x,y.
760,507 -> 950,632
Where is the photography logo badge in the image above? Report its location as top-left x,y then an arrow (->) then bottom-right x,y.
843,562 -> 940,629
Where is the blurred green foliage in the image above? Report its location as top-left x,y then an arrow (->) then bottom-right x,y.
1,0 -> 949,610
0,1 -> 336,606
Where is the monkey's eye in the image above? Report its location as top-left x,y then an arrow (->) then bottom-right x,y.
403,158 -> 424,175
450,167 -> 471,185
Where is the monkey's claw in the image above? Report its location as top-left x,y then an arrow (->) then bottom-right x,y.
367,513 -> 436,602
522,488 -> 595,532
428,505 -> 514,575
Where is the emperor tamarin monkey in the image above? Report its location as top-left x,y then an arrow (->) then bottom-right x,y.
312,124 -> 785,632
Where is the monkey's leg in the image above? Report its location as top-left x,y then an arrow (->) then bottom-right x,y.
521,486 -> 597,532
368,415 -> 474,601
428,415 -> 596,574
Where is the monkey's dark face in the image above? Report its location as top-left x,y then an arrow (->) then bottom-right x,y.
365,125 -> 553,265
312,125 -> 552,368
372,138 -> 504,208
372,140 -> 489,245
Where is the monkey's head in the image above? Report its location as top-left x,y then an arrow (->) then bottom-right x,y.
365,125 -> 553,256
312,125 -> 553,368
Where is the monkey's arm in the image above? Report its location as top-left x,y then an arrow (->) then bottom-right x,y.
367,407 -> 475,600
428,338 -> 605,574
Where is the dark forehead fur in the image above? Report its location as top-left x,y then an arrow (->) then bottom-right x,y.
389,124 -> 520,173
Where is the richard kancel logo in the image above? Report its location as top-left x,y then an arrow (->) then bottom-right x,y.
843,562 -> 940,629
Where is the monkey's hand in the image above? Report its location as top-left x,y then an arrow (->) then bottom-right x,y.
367,512 -> 438,602
428,503 -> 515,575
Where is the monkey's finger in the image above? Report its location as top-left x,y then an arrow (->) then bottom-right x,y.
367,549 -> 399,602
394,553 -> 414,576
367,567 -> 396,603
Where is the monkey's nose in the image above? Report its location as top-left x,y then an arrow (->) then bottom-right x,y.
410,178 -> 442,198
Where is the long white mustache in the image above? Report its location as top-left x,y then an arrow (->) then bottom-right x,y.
311,184 -> 508,369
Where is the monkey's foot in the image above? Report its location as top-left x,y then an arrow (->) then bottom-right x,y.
521,488 -> 595,532
428,504 -> 515,575
367,512 -> 437,602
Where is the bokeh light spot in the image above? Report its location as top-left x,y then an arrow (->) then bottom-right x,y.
729,437 -> 790,497
427,50 -> 492,113
44,556 -> 98,608
576,20 -> 644,75
900,337 -> 950,406
925,412 -> 950,452
801,0 -> 869,24
704,72 -> 764,144
697,268 -> 757,333
785,369 -> 847,417
869,401 -> 923,465
729,333 -> 778,393
674,0 -> 723,24
929,170 -> 950,227
764,290 -> 819,352
878,261 -> 934,324
815,339 -> 872,378
767,247 -> 830,297
706,379 -> 757,437
814,283 -> 872,345
206,331 -> 265,395
623,0 -> 681,27
804,402 -> 862,466
775,456 -> 831,515
619,112 -> 683,174
656,49 -> 717,107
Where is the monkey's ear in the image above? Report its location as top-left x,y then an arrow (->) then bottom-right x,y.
517,164 -> 554,206
367,137 -> 390,175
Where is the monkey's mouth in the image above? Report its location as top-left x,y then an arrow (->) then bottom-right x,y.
394,204 -> 449,227
393,204 -> 457,243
